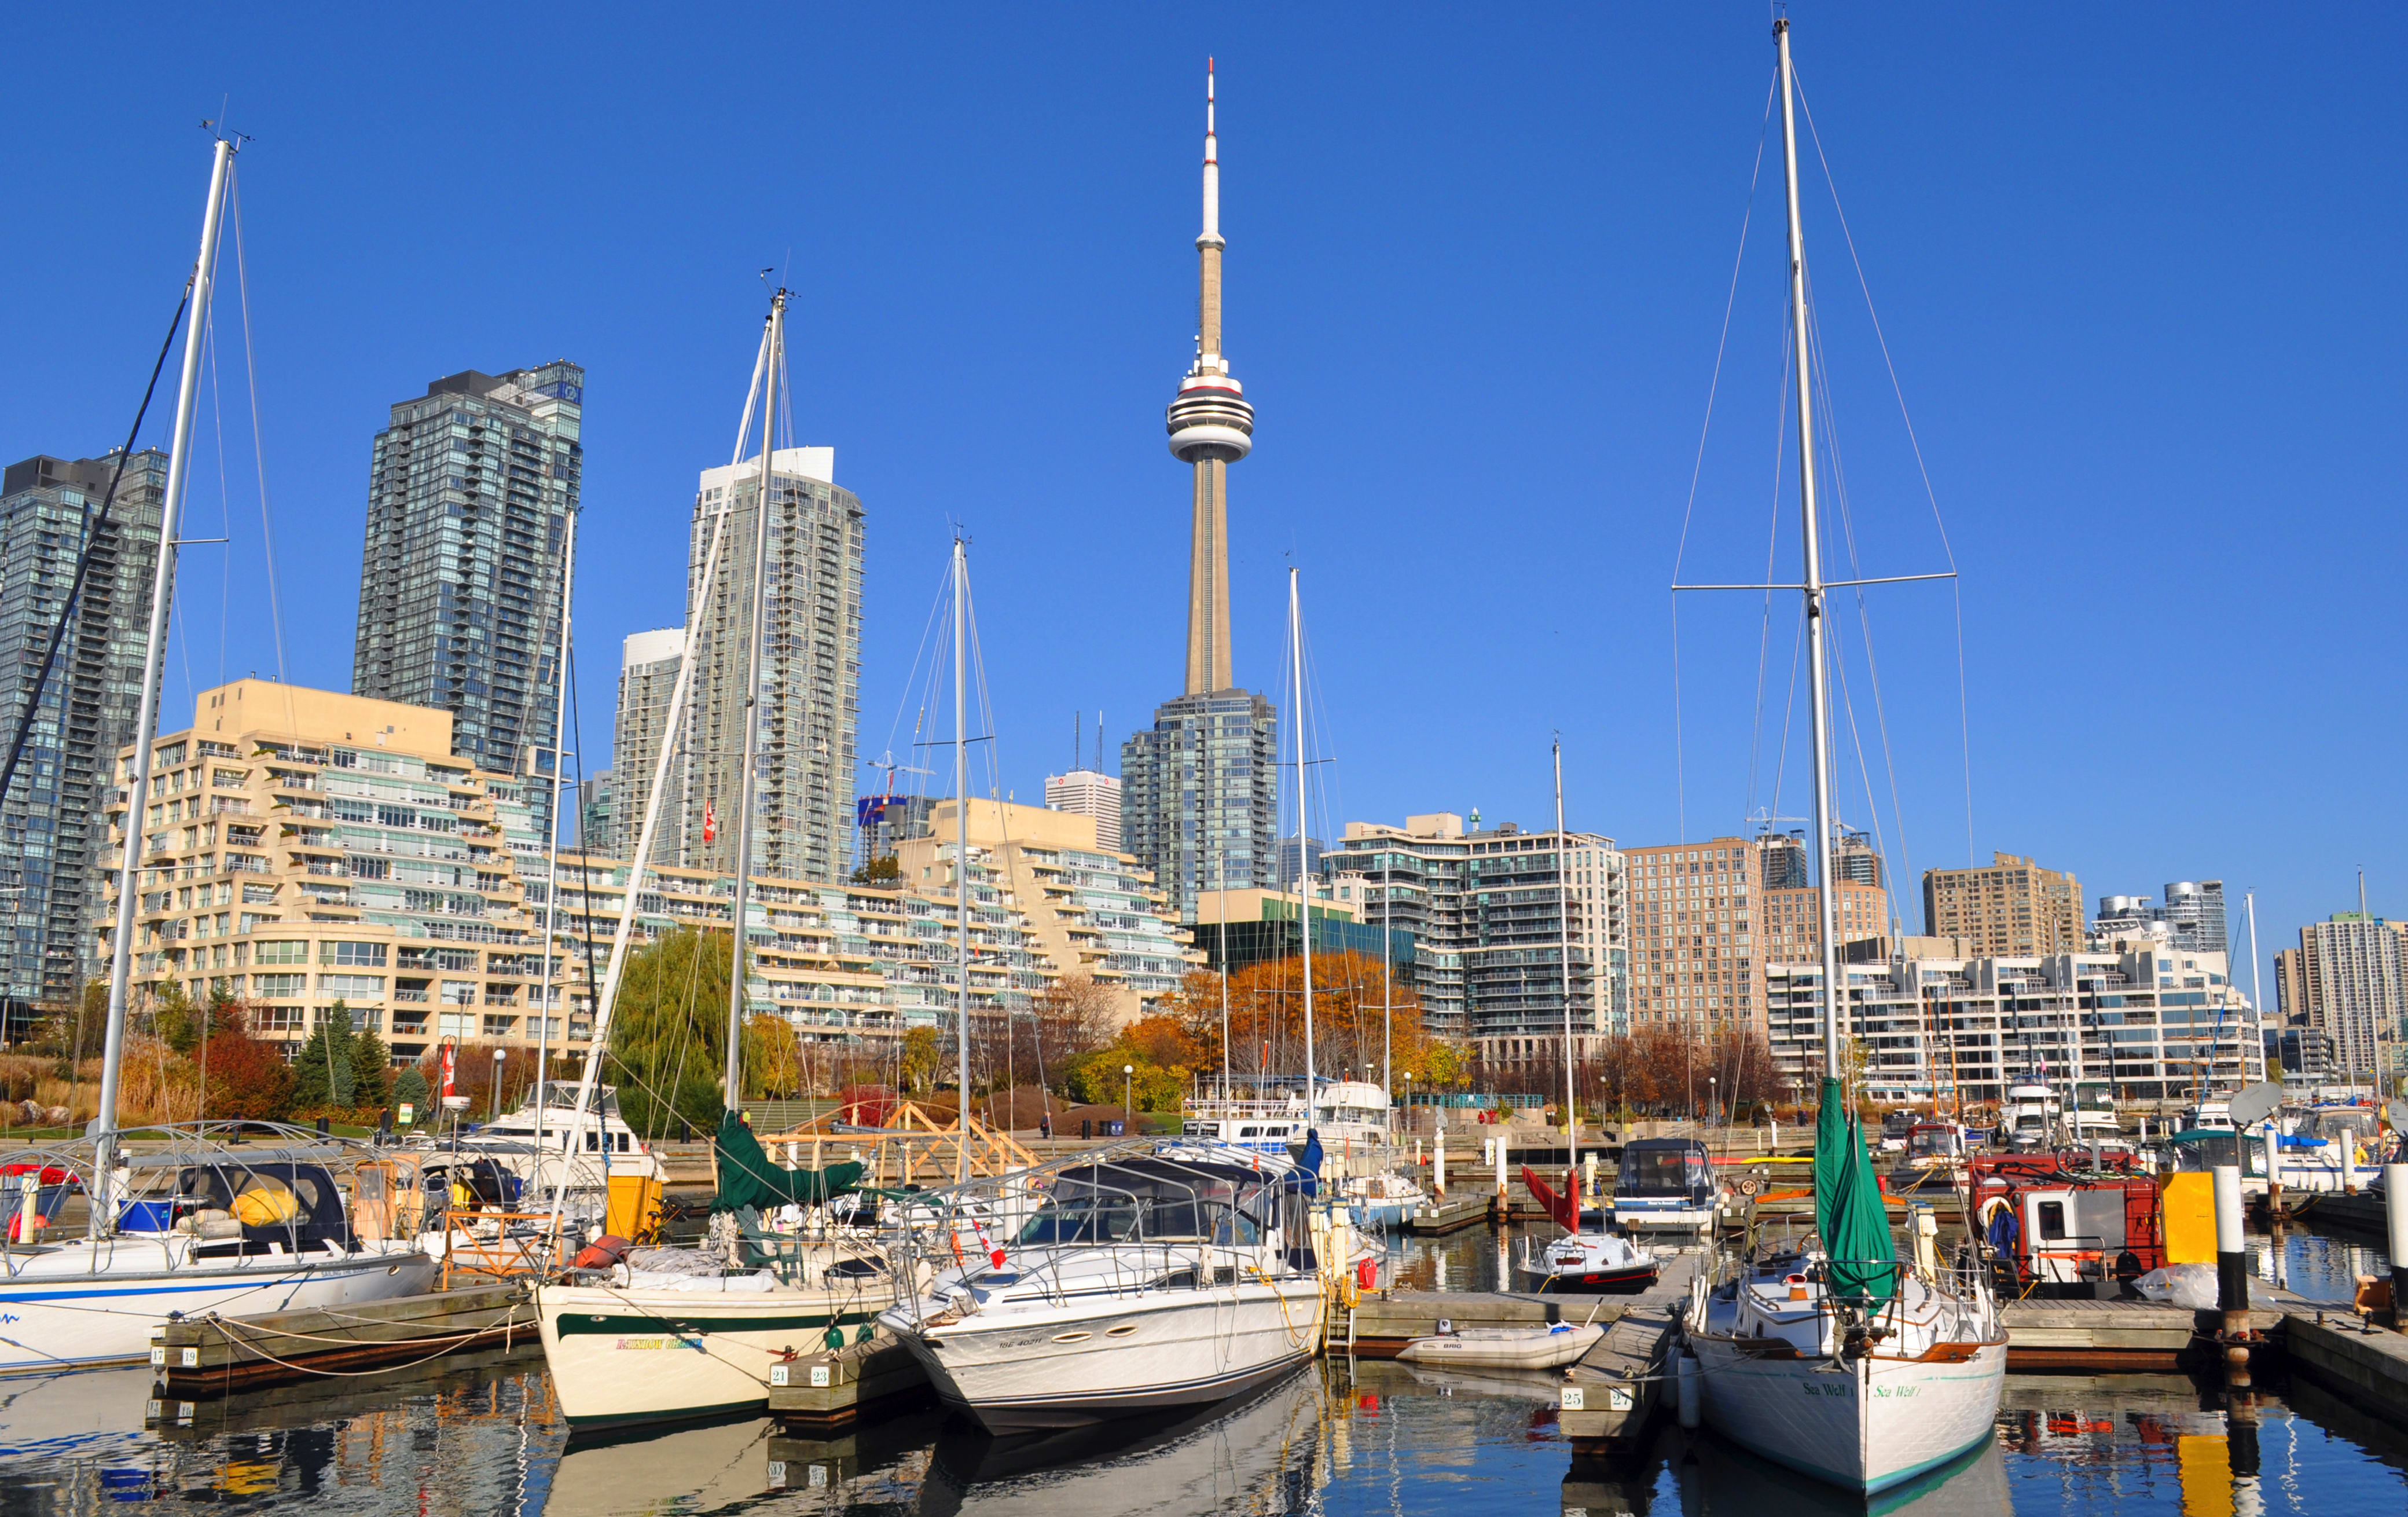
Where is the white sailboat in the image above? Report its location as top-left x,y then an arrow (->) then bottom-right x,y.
533,290 -> 913,1429
0,136 -> 437,1376
1677,20 -> 2005,1494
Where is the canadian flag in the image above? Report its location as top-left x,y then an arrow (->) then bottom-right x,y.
973,1219 -> 1006,1270
704,800 -> 716,844
440,1039 -> 457,1098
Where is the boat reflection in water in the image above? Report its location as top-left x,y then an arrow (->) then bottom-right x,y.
5,1348 -> 2408,1513
911,1362 -> 1324,1516
1669,1432 -> 2010,1517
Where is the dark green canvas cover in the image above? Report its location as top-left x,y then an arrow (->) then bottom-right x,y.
1813,1077 -> 1897,1306
713,1108 -> 865,1212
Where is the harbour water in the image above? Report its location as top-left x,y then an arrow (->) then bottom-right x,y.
1,1223 -> 2400,1515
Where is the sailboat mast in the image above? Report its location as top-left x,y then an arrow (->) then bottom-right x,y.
534,501 -> 578,1154
97,135 -> 235,1161
1556,736 -> 1576,1170
954,536 -> 971,1171
1776,19 -> 1845,1090
724,291 -> 785,1102
1289,567 -> 1316,1125
550,314 -> 770,1236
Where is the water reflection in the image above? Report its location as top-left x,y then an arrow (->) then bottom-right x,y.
0,1346 -> 2404,1513
2252,1226 -> 2392,1301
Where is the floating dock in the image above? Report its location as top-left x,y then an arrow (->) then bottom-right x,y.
152,1282 -> 537,1394
764,1329 -> 930,1430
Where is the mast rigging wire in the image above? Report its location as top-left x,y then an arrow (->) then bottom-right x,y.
1669,68 -> 1778,846
0,288 -> 189,814
1793,75 -> 1976,867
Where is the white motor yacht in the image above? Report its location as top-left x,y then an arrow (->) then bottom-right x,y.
879,1144 -> 1327,1431
1180,1078 -> 1392,1157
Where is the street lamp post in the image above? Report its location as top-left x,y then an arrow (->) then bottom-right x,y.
1123,1064 -> 1135,1133
1709,1075 -> 1719,1128
491,1047 -> 509,1125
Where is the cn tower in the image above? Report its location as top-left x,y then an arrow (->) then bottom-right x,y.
1123,60 -> 1279,929
1166,58 -> 1254,696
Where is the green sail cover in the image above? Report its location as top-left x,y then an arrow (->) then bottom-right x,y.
1812,1077 -> 1897,1306
713,1108 -> 866,1213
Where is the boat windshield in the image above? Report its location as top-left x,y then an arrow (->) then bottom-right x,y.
1907,1127 -> 1957,1157
1014,1157 -> 1277,1244
1618,1146 -> 1707,1195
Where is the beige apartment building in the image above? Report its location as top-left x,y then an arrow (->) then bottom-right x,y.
1922,852 -> 2084,956
897,798 -> 1200,1024
1625,833 -> 1891,1036
101,680 -> 1192,1064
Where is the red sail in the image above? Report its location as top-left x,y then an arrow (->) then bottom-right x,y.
1522,1165 -> 1581,1233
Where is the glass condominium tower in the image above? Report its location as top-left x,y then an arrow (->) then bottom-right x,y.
676,447 -> 863,884
0,450 -> 168,1018
353,364 -> 582,844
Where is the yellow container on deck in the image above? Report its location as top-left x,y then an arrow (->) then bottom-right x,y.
607,1174 -> 663,1242
2162,1171 -> 2216,1264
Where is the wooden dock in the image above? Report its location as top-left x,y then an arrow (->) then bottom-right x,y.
1400,1196 -> 1497,1235
1559,1251 -> 1705,1456
1998,1297 -> 2216,1372
2286,1309 -> 2408,1417
152,1282 -> 537,1394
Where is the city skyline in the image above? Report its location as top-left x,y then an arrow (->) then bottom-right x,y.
2,9 -> 2402,971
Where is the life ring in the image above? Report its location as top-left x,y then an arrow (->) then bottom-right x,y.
1735,1176 -> 1763,1197
1977,1196 -> 2009,1228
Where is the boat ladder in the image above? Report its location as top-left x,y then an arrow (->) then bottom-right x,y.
1323,1302 -> 1357,1357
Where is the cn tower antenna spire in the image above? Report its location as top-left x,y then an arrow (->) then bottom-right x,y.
1168,56 -> 1253,695
1202,58 -> 1218,249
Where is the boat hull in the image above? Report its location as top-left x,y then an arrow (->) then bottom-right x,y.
0,1241 -> 435,1376
536,1278 -> 897,1429
1396,1322 -> 1602,1369
1530,1261 -> 1658,1294
1688,1336 -> 2007,1493
888,1278 -> 1324,1432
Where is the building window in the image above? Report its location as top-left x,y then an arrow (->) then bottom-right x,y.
253,941 -> 308,965
253,973 -> 304,999
320,941 -> 388,967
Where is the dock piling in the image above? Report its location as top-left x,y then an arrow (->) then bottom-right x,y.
2213,1163 -> 2256,1423
2385,1163 -> 2408,1327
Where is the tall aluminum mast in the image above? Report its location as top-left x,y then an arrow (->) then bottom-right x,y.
551,311 -> 771,1239
1289,567 -> 1315,1125
724,290 -> 786,1102
953,536 -> 972,1176
96,135 -> 236,1185
1776,19 -> 1846,1089
1556,736 -> 1576,1168
534,494 -> 578,1155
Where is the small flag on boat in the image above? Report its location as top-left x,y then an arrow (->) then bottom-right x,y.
974,1220 -> 1005,1270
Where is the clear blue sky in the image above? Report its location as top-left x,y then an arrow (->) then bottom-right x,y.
5,6 -> 2400,987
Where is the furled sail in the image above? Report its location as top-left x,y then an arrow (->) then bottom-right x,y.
1813,1077 -> 1896,1306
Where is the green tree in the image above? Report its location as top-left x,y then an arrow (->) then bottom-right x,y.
289,1005 -> 358,1111
153,981 -> 200,1055
392,1065 -> 431,1125
350,1029 -> 393,1113
600,927 -> 732,1139
849,855 -> 901,886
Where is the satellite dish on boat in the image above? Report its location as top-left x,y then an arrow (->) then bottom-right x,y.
2384,1098 -> 2408,1132
2227,1082 -> 2284,1128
